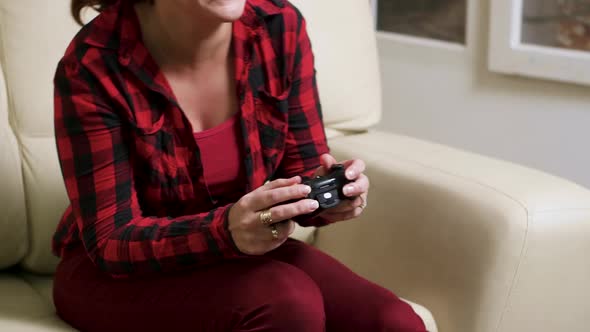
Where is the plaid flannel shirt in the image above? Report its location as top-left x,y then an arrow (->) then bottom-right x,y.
53,0 -> 330,278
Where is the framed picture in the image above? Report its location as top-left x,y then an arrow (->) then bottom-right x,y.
489,0 -> 590,86
374,0 -> 467,45
371,0 -> 378,26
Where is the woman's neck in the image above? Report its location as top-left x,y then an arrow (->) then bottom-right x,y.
134,2 -> 233,71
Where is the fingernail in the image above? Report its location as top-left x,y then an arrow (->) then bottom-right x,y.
302,185 -> 312,195
309,200 -> 319,209
344,185 -> 354,195
346,170 -> 355,179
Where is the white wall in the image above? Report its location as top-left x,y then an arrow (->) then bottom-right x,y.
376,0 -> 590,189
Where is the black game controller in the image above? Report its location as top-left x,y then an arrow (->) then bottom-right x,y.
277,164 -> 354,222
301,164 -> 354,211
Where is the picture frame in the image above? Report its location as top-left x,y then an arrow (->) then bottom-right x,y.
373,0 -> 468,45
489,0 -> 590,86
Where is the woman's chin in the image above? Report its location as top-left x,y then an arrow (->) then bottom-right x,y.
206,1 -> 246,22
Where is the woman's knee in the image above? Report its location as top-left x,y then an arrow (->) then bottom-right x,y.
377,298 -> 427,332
237,259 -> 325,331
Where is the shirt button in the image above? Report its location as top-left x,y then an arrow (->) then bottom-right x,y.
118,53 -> 131,66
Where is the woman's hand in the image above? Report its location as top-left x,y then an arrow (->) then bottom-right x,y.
228,176 -> 320,255
313,154 -> 370,223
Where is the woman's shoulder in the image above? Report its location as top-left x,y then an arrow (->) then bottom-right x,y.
59,2 -> 125,67
247,0 -> 309,48
248,0 -> 307,27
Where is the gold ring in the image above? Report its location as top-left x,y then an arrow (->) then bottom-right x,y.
270,224 -> 279,239
359,195 -> 367,209
259,209 -> 273,225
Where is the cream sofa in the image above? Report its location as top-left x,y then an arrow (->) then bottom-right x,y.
1,0 -> 590,331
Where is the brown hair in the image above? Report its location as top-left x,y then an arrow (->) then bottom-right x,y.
71,0 -> 151,25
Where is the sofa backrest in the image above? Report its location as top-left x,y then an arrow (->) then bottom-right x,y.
0,0 -> 86,272
0,62 -> 28,269
0,0 -> 381,273
290,0 -> 382,130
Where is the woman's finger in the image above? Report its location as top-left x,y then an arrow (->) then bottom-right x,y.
248,184 -> 311,211
342,159 -> 366,180
313,154 -> 339,177
266,199 -> 319,224
269,220 -> 295,240
253,221 -> 294,254
323,196 -> 363,213
322,207 -> 364,222
262,176 -> 301,190
343,174 -> 370,197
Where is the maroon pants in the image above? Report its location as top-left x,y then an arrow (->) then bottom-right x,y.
54,238 -> 426,332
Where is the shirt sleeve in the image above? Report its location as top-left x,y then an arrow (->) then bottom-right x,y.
275,14 -> 332,228
54,60 -> 243,279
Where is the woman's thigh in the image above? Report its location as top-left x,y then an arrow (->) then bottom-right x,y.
264,238 -> 427,332
53,246 -> 325,332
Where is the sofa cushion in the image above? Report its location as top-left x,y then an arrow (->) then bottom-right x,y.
0,0 -> 82,273
0,61 -> 28,268
18,136 -> 70,273
0,274 -> 74,331
0,317 -> 74,332
0,274 -> 53,320
0,0 -> 80,137
290,0 -> 381,130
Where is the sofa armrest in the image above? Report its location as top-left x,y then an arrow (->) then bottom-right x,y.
314,131 -> 590,332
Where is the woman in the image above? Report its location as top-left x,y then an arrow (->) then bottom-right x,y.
52,0 -> 427,331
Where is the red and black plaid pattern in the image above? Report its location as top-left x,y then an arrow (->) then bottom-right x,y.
53,0 -> 330,278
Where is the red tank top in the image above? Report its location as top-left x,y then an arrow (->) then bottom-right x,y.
193,111 -> 246,205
